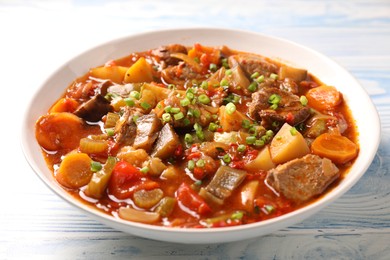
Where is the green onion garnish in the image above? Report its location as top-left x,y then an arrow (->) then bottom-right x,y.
237,144 -> 246,153
162,113 -> 172,122
256,75 -> 265,83
124,97 -> 135,107
251,72 -> 260,79
198,94 -> 211,104
184,133 -> 193,144
270,73 -> 278,80
140,166 -> 149,174
174,112 -> 184,121
246,136 -> 256,145
248,82 -> 257,92
220,78 -> 229,87
188,160 -> 195,170
141,102 -> 151,110
180,98 -> 190,107
90,161 -> 102,172
300,95 -> 308,106
242,119 -> 251,129
106,128 -> 115,136
209,63 -> 217,72
208,122 -> 219,132
225,102 -> 236,115
222,154 -> 231,164
200,81 -> 209,90
196,159 -> 205,168
290,127 -> 298,136
130,91 -> 141,100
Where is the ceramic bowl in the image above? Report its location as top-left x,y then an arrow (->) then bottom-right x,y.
21,28 -> 380,244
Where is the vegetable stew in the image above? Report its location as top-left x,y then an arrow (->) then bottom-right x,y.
35,43 -> 358,228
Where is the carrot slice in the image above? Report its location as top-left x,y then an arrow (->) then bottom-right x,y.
56,152 -> 93,189
35,112 -> 85,151
49,98 -> 79,113
311,133 -> 358,164
306,85 -> 342,111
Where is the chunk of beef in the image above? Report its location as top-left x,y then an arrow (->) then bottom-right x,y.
248,87 -> 311,129
151,123 -> 180,160
151,44 -> 188,66
133,113 -> 162,152
114,107 -> 142,146
265,154 -> 339,203
199,166 -> 247,205
161,63 -> 206,86
228,54 -> 279,77
74,94 -> 112,122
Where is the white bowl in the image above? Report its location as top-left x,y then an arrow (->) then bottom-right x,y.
21,28 -> 380,244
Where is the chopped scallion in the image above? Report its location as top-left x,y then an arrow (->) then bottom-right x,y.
300,95 -> 308,106
184,133 -> 193,143
162,113 -> 172,122
251,72 -> 260,79
290,127 -> 298,136
225,102 -> 236,115
222,154 -> 231,163
170,107 -> 181,114
196,159 -> 205,168
209,63 -> 217,72
90,161 -> 102,172
130,91 -> 141,100
141,102 -> 151,110
270,73 -> 278,80
124,97 -> 135,107
106,128 -> 115,136
174,112 -> 184,121
246,136 -> 256,145
198,94 -> 211,104
140,166 -> 149,174
188,160 -> 195,170
248,82 -> 257,92
237,144 -> 247,153
208,122 -> 219,132
180,98 -> 190,107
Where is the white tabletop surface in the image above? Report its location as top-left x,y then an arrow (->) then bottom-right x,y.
1,0 -> 389,259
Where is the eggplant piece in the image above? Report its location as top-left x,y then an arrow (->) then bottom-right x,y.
279,65 -> 307,83
151,123 -> 180,160
74,94 -> 112,122
133,113 -> 162,152
200,165 -> 247,205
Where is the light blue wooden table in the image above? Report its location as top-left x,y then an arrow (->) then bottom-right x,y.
1,1 -> 389,259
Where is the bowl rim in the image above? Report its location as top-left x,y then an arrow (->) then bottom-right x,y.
21,27 -> 381,243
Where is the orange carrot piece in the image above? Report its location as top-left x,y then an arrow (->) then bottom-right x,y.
306,85 -> 342,111
311,133 -> 358,164
49,98 -> 79,113
56,152 -> 93,189
35,112 -> 85,151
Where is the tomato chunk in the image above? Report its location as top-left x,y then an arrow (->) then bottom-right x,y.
176,182 -> 212,216
108,161 -> 143,199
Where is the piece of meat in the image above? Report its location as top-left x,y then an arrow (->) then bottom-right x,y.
133,113 -> 162,152
151,123 -> 180,160
265,154 -> 339,203
199,166 -> 247,205
73,94 -> 112,122
161,63 -> 206,86
248,86 -> 311,129
114,107 -> 142,146
228,54 -> 279,77
151,44 -> 188,66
